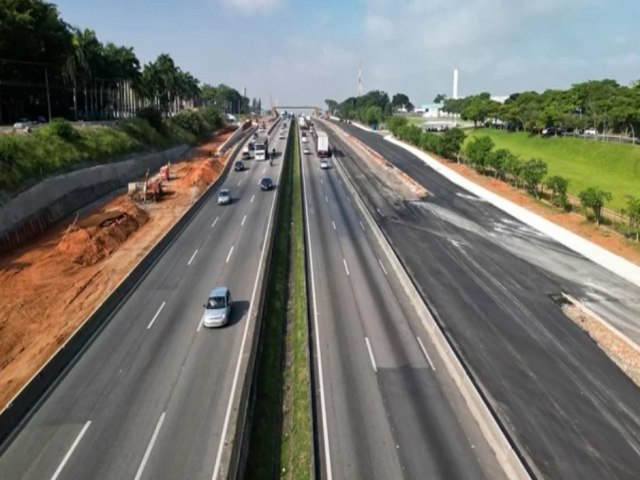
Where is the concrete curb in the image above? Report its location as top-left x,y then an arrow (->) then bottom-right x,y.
0,129 -> 254,448
324,120 -> 534,480
217,117 -> 283,479
384,135 -> 640,289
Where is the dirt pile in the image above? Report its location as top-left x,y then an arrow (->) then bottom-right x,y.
178,158 -> 225,194
57,203 -> 149,266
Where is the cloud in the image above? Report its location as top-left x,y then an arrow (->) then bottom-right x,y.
218,0 -> 285,14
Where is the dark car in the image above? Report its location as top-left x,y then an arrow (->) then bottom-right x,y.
248,141 -> 255,151
234,160 -> 245,171
259,177 -> 273,191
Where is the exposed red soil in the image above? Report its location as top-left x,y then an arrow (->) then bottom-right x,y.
0,128 -> 236,409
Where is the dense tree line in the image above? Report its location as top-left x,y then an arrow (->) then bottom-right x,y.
443,80 -> 640,135
325,90 -> 414,126
0,0 -> 255,123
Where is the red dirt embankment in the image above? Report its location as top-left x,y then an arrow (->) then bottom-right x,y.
0,128 -> 235,409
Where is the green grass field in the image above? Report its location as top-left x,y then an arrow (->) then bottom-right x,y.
465,129 -> 640,211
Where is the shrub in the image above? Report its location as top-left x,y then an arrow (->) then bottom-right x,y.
545,175 -> 569,207
136,107 -> 165,133
45,118 -> 78,141
521,158 -> 548,197
578,187 -> 612,225
419,132 -> 441,153
465,136 -> 494,172
386,116 -> 408,136
439,128 -> 466,160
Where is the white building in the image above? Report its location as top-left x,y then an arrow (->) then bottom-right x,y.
420,103 -> 445,118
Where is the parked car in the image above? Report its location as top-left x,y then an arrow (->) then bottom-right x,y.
202,287 -> 232,328
217,188 -> 231,205
584,128 -> 598,136
234,160 -> 245,171
13,118 -> 33,130
541,127 -> 562,136
259,177 -> 273,191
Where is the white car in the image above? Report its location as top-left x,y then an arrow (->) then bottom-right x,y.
303,147 -> 311,155
301,136 -> 308,143
13,118 -> 33,130
202,287 -> 232,328
320,160 -> 330,169
217,188 -> 231,205
584,128 -> 598,136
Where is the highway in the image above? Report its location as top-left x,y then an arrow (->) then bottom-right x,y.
0,121 -> 288,479
301,124 -> 507,480
327,121 -> 640,480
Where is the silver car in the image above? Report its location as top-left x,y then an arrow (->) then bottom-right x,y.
217,188 -> 231,205
203,287 -> 232,328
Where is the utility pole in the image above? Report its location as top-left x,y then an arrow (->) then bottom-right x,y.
357,60 -> 363,97
45,66 -> 52,121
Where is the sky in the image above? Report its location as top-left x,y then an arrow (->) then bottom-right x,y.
52,0 -> 640,108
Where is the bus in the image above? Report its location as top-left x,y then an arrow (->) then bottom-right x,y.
255,135 -> 269,161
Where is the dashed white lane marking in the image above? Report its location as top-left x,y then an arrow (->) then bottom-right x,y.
343,258 -> 350,276
332,221 -> 336,231
359,221 -> 365,231
147,302 -> 166,329
237,180 -> 242,186
250,194 -> 255,203
187,249 -> 198,266
133,412 -> 166,480
378,258 -> 388,276
262,168 -> 266,173
226,246 -> 234,264
365,337 -> 378,373
211,216 -> 219,228
417,336 -> 436,371
50,421 -> 91,480
325,195 -> 329,203
321,178 -> 324,184
241,214 -> 247,226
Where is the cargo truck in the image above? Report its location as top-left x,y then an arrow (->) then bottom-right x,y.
316,131 -> 331,158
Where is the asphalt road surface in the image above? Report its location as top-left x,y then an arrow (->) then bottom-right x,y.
301,125 -> 507,480
0,122 -> 288,480
326,121 -> 640,480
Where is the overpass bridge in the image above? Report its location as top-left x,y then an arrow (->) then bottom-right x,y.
271,106 -> 322,116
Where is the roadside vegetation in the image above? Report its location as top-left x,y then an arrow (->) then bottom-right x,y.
385,116 -> 640,243
246,121 -> 312,479
0,106 -> 224,192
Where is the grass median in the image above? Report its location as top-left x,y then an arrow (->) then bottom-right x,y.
246,121 -> 313,479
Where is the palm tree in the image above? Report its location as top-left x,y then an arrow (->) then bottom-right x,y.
63,28 -> 101,120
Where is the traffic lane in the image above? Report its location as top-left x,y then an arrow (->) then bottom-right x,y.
305,137 -> 494,480
0,129 -> 287,479
319,151 -> 498,480
302,141 -> 404,480
332,125 -> 640,478
336,122 -> 640,345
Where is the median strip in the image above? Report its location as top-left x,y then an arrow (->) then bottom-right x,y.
245,120 -> 313,479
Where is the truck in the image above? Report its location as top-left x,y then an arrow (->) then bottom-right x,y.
299,116 -> 308,130
254,135 -> 269,161
316,131 -> 331,158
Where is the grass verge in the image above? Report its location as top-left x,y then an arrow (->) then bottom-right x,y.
465,129 -> 640,211
245,121 -> 313,479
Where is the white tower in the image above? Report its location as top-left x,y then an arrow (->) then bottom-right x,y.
453,68 -> 459,100
357,61 -> 364,97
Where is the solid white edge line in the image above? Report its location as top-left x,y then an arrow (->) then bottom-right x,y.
50,420 -> 91,480
212,136 -> 283,479
332,221 -> 336,231
301,130 -> 333,480
416,336 -> 436,371
187,249 -> 198,266
225,245 -> 234,264
364,337 -> 378,373
377,258 -> 388,276
343,258 -> 350,276
241,214 -> 247,226
133,412 -> 166,480
211,216 -> 219,228
147,301 -> 167,330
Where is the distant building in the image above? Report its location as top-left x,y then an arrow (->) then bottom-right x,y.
491,95 -> 509,104
420,103 -> 445,118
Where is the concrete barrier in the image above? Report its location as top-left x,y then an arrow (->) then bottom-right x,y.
0,131 -> 254,448
323,120 -> 535,480
0,144 -> 188,252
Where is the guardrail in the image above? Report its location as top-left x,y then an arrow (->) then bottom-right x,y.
322,119 -> 536,480
0,128 -> 255,448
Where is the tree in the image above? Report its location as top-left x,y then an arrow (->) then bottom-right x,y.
464,136 -> 494,172
325,99 -> 339,114
503,154 -> 524,187
391,93 -> 410,111
521,159 -> 548,197
386,116 -> 408,136
439,128 -> 466,160
487,148 -> 511,178
625,196 -> 640,241
545,175 -> 569,207
579,187 -> 612,225
434,93 -> 447,103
